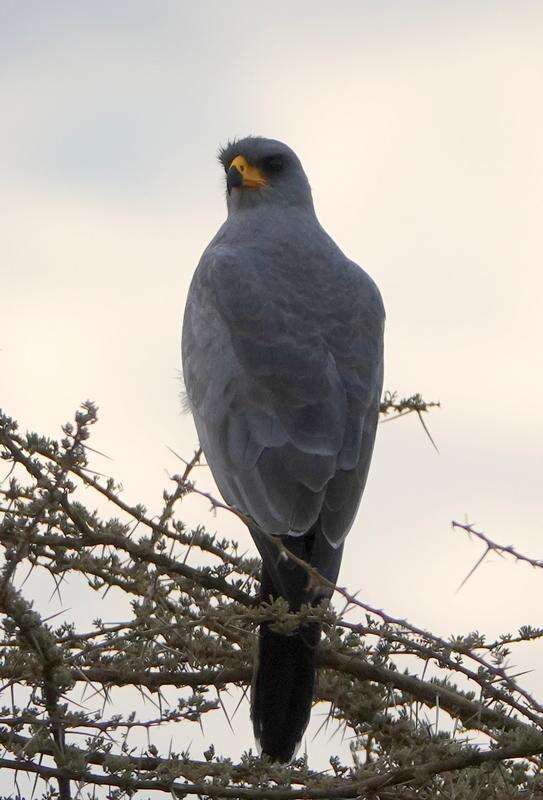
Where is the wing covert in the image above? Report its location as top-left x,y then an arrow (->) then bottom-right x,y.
182,241 -> 384,543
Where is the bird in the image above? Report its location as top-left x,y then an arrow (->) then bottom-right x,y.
181,136 -> 384,763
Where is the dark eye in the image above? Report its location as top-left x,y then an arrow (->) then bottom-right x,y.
262,155 -> 284,174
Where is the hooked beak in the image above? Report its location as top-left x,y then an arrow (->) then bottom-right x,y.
226,164 -> 243,194
226,155 -> 267,195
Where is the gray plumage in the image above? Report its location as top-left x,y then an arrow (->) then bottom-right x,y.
181,136 -> 384,760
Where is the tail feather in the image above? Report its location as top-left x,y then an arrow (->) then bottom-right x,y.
251,561 -> 321,762
251,618 -> 320,761
249,523 -> 344,762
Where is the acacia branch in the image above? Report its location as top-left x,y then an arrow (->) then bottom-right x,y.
452,520 -> 543,571
2,400 -> 542,797
1,737 -> 542,798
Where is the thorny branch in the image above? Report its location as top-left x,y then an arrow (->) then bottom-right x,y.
452,519 -> 543,574
0,397 -> 542,799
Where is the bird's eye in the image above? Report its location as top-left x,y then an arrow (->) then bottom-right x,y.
262,155 -> 284,174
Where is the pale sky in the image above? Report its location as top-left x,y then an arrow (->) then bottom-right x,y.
1,1 -> 542,789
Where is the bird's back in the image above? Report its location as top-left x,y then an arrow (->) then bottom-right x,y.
183,211 -> 384,547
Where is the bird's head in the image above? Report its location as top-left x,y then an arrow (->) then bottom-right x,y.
218,137 -> 314,214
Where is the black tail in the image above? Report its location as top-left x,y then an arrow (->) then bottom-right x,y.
251,563 -> 320,762
249,524 -> 344,762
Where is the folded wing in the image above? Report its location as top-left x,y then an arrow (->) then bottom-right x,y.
182,244 -> 384,546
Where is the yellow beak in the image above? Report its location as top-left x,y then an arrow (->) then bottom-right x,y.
228,155 -> 267,190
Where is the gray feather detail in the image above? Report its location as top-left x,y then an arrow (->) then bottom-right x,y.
320,387 -> 382,546
182,198 -> 384,543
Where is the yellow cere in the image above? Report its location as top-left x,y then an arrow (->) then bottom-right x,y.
230,155 -> 267,188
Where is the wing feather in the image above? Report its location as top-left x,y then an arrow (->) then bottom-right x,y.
182,242 -> 384,541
